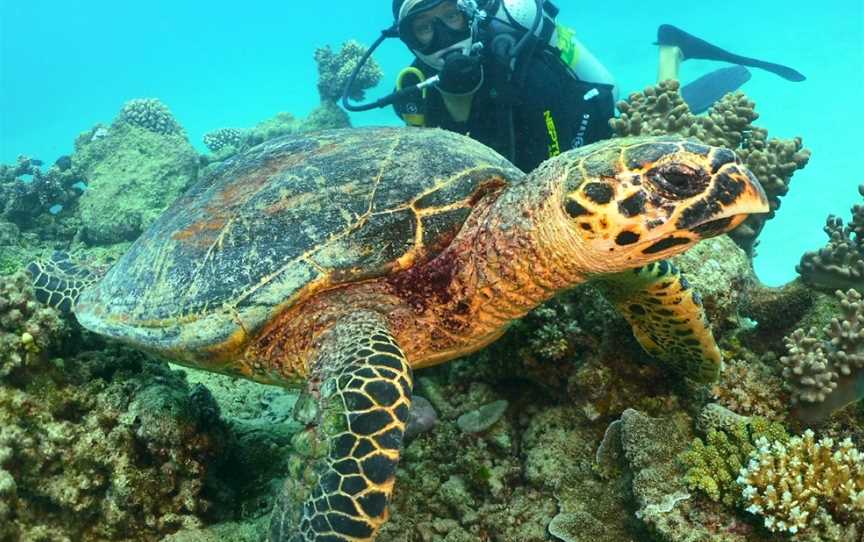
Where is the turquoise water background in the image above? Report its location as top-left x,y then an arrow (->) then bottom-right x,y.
1,1 -> 862,286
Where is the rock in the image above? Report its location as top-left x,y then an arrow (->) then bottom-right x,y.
75,123 -> 198,245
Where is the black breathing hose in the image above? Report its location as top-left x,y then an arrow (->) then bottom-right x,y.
341,26 -> 400,112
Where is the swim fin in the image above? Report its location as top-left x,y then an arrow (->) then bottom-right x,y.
681,65 -> 752,114
657,24 -> 806,82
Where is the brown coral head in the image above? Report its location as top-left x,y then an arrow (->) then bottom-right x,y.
556,136 -> 769,272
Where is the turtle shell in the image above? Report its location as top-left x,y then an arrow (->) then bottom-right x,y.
75,127 -> 523,361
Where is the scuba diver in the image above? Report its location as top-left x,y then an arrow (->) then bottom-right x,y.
342,0 -> 805,173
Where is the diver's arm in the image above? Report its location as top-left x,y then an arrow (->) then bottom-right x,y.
658,45 -> 683,82
568,37 -> 619,102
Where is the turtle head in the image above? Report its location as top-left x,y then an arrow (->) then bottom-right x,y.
549,137 -> 769,274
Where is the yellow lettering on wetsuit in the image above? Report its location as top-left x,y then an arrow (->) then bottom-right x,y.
544,110 -> 560,157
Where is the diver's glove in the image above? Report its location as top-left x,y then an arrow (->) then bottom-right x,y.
438,53 -> 483,94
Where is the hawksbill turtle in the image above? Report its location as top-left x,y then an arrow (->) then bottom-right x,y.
28,127 -> 768,541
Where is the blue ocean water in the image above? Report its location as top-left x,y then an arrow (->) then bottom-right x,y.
1,1 -> 862,285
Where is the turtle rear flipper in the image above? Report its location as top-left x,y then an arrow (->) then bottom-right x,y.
596,260 -> 721,384
26,251 -> 103,313
270,311 -> 413,542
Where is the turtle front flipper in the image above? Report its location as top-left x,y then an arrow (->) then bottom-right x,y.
270,311 -> 413,542
595,260 -> 721,384
26,251 -> 102,313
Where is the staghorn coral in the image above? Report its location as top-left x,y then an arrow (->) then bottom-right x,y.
797,185 -> 864,292
314,40 -> 382,103
611,81 -> 810,254
0,271 -> 66,377
203,128 -> 243,153
737,429 -> 864,534
115,98 -> 184,136
679,411 -> 788,507
780,289 -> 864,422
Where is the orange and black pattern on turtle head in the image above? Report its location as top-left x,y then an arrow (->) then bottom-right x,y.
559,138 -> 767,260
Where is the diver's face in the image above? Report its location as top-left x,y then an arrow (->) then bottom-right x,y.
410,1 -> 467,46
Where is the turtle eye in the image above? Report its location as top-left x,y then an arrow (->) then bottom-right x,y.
647,164 -> 708,199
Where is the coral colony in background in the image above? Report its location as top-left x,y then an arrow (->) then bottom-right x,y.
0,42 -> 862,542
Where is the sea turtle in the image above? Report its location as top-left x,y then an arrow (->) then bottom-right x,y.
28,127 -> 768,541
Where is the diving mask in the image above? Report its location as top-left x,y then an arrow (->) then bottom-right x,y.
398,0 -> 474,70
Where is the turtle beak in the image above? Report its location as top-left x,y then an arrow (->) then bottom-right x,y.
637,164 -> 769,257
686,165 -> 770,240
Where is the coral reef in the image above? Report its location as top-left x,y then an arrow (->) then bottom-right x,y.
737,429 -> 864,535
611,80 -> 811,254
679,411 -> 788,507
797,185 -> 864,292
781,289 -> 864,422
75,112 -> 199,244
711,357 -> 787,420
670,236 -> 756,332
200,42 -> 368,166
115,98 -> 184,136
0,271 -> 66,377
0,273 -> 239,540
314,40 -> 383,103
203,127 -> 243,153
0,155 -> 86,232
0,348 -> 233,541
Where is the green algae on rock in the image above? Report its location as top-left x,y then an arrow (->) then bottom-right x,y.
75,118 -> 198,245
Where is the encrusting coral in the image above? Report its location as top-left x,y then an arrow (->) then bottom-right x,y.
737,429 -> 864,535
781,289 -> 864,421
611,80 -> 810,254
797,185 -> 864,292
0,271 -> 66,377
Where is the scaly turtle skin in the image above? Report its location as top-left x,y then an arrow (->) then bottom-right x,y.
28,127 -> 768,541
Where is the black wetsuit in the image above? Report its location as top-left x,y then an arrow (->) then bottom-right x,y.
395,47 -> 615,173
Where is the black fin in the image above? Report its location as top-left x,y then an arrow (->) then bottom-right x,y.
681,66 -> 752,114
657,24 -> 806,82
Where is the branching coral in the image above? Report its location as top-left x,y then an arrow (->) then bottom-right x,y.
115,98 -> 184,136
679,411 -> 787,507
780,289 -> 864,421
712,357 -> 786,420
797,185 -> 864,292
314,40 -> 382,103
203,128 -> 244,153
737,429 -> 864,534
0,271 -> 66,377
611,80 -> 810,254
